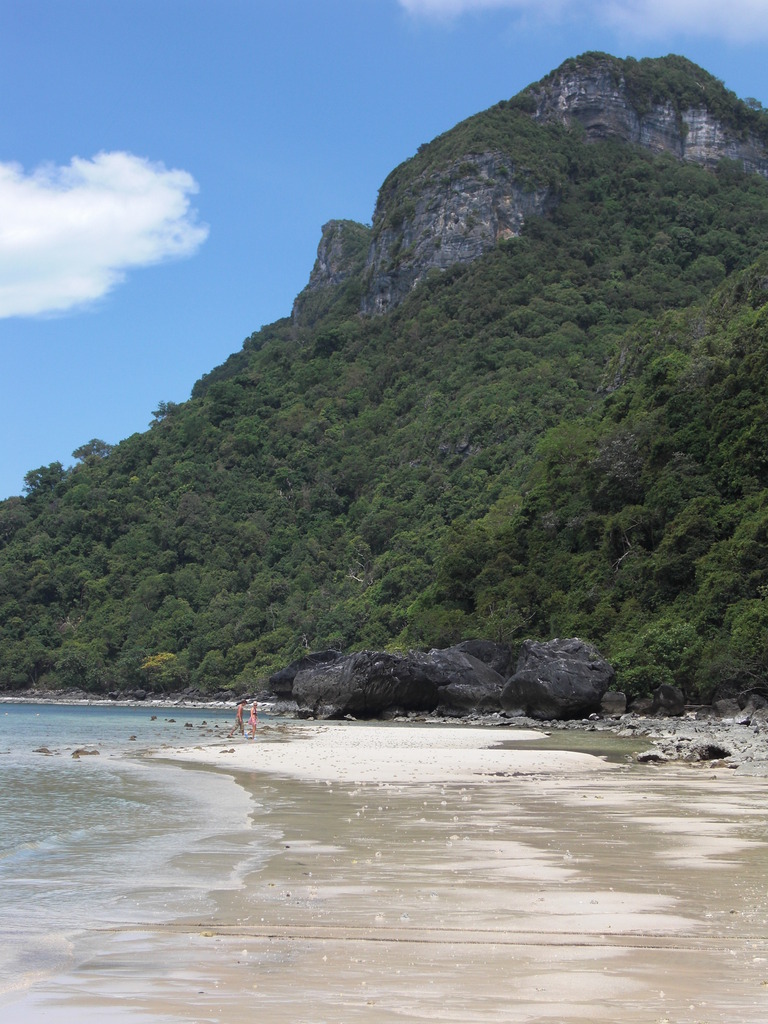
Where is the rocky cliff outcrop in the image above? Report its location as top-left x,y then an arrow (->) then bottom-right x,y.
361,152 -> 553,315
529,58 -> 768,178
297,54 -> 768,318
292,219 -> 371,325
302,220 -> 371,292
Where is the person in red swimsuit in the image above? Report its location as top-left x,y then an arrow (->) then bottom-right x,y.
247,701 -> 258,740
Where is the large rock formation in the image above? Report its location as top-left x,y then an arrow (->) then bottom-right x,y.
297,54 -> 768,318
360,152 -> 553,315
304,220 -> 371,290
292,219 -> 371,324
446,639 -> 515,679
427,646 -> 506,714
267,649 -> 344,699
292,647 -> 504,719
529,56 -> 768,177
650,683 -> 686,717
501,637 -> 615,720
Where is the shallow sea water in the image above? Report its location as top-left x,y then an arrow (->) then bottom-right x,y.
0,703 -> 269,1009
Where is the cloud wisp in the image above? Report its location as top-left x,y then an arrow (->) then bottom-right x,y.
0,151 -> 209,319
602,0 -> 767,42
398,0 -> 768,42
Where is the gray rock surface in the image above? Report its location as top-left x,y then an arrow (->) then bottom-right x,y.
362,151 -> 553,314
268,650 -> 344,699
622,715 -> 768,775
600,690 -> 627,717
443,639 -> 515,679
292,647 -> 504,719
650,683 -> 686,717
292,220 -> 371,324
427,647 -> 506,714
530,61 -> 768,177
501,637 -> 615,720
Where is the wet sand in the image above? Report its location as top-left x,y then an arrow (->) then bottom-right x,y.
8,721 -> 768,1022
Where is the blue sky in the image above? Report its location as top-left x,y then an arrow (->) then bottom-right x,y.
1,0 -> 767,499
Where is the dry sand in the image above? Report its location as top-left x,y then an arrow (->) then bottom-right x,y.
12,720 -> 768,1022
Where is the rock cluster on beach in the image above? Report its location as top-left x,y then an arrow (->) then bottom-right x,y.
624,706 -> 768,775
265,637 -> 768,775
7,634 -> 767,775
280,637 -> 616,722
290,646 -> 506,719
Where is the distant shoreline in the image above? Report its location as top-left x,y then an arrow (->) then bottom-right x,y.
4,690 -> 768,775
0,694 -> 241,709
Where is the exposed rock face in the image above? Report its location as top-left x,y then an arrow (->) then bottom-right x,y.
650,683 -> 686,717
712,697 -> 742,719
355,57 -> 768,316
530,62 -> 768,178
446,639 -> 515,679
501,637 -> 615,720
710,691 -> 767,722
427,647 -> 506,714
303,220 -> 371,292
293,651 -> 429,719
299,55 -> 768,320
268,649 -> 344,699
292,219 -> 371,324
361,152 -> 553,315
600,690 -> 627,717
292,647 -> 504,719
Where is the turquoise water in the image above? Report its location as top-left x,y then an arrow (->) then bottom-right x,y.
0,703 -> 268,1009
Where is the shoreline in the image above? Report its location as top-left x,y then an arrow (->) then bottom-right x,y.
6,688 -> 768,775
5,718 -> 768,1022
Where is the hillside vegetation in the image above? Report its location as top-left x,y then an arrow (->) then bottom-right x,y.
2,55 -> 768,702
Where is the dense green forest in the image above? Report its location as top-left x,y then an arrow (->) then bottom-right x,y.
2,55 -> 768,701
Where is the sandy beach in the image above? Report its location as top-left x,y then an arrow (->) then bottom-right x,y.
9,719 -> 768,1023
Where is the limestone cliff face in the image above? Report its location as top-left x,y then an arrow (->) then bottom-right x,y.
304,219 -> 371,292
360,152 -> 553,315
530,61 -> 768,178
292,219 -> 370,325
298,55 -> 768,318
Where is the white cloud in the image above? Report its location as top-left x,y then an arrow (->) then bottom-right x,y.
602,0 -> 768,42
398,0 -> 768,41
0,151 -> 208,319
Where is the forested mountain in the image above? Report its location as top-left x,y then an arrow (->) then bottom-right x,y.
3,53 -> 768,702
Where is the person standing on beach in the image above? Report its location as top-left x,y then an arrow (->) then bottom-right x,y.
229,699 -> 246,738
247,701 -> 258,740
